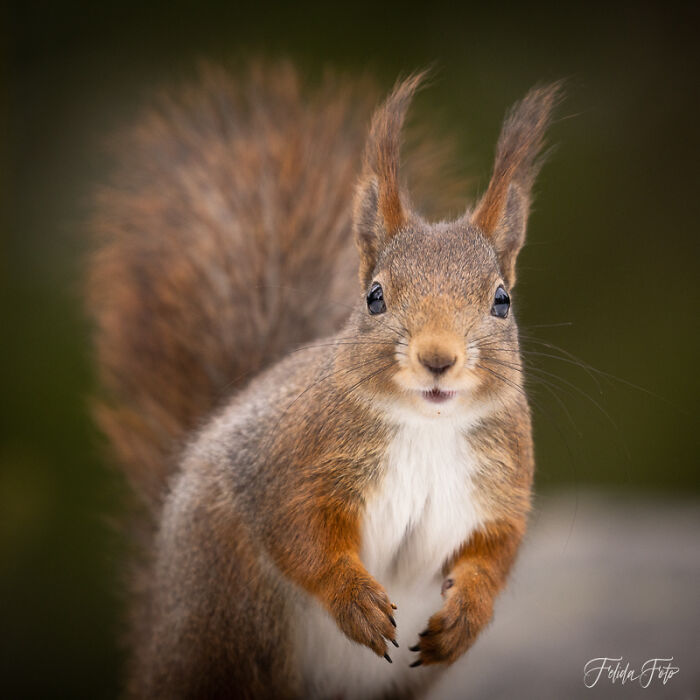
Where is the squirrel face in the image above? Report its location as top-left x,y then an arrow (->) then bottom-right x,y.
351,220 -> 521,418
343,74 -> 559,419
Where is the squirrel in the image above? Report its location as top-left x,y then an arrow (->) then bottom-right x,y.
88,61 -> 560,699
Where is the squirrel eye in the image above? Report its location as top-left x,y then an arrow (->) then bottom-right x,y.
367,282 -> 386,315
491,285 -> 510,318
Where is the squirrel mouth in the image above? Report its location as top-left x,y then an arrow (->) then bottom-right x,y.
422,388 -> 457,404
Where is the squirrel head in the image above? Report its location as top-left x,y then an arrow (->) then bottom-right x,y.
346,74 -> 561,418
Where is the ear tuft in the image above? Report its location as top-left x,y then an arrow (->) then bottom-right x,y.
474,82 -> 563,286
354,71 -> 427,285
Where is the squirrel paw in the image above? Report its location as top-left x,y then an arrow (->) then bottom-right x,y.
329,573 -> 397,659
409,580 -> 491,666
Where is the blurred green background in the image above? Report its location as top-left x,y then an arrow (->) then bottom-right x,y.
3,1 -> 698,697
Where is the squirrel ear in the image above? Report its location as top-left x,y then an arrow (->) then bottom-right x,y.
473,82 -> 562,287
354,72 -> 425,286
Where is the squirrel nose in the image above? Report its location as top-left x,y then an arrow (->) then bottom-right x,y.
419,354 -> 456,376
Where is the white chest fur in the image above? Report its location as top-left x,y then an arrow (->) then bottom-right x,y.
362,419 -> 485,584
294,416 -> 487,699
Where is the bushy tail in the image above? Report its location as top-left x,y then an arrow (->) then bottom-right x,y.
88,62 -> 379,507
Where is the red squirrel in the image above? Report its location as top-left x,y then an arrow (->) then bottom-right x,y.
89,62 -> 560,699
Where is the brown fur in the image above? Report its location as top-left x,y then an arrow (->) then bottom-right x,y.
89,61 -> 378,508
473,82 -> 562,286
354,72 -> 431,286
411,519 -> 525,665
87,63 -> 559,698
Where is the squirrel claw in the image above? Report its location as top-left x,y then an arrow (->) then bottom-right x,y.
409,644 -> 420,652
389,615 -> 396,627
391,638 -> 399,648
410,659 -> 423,668
384,652 -> 392,663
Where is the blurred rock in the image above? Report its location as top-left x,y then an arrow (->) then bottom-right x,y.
431,491 -> 700,699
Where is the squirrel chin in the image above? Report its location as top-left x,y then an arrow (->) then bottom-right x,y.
380,388 -> 494,426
